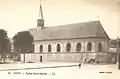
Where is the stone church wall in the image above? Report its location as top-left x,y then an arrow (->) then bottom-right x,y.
21,38 -> 111,63
34,38 -> 109,53
20,52 -> 116,64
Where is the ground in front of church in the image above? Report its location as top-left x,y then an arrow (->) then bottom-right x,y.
0,62 -> 119,79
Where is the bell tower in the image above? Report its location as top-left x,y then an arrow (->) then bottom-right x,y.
37,0 -> 44,30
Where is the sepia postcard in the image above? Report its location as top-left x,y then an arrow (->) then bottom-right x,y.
0,0 -> 120,79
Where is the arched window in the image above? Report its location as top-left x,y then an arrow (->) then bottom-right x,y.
66,43 -> 71,52
48,44 -> 51,52
98,43 -> 103,52
87,42 -> 92,51
40,45 -> 43,52
76,43 -> 81,52
57,44 -> 61,52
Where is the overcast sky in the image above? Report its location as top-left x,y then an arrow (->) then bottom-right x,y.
0,0 -> 120,39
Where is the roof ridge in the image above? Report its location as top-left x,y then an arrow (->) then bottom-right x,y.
30,20 -> 109,41
46,20 -> 99,28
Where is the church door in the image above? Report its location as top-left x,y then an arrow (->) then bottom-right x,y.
40,56 -> 42,62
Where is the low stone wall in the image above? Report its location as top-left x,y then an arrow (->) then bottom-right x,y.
20,52 -> 117,64
95,53 -> 117,63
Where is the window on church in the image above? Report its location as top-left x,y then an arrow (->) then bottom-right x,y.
87,42 -> 92,52
76,43 -> 81,52
98,43 -> 103,52
66,43 -> 71,52
48,44 -> 51,52
57,44 -> 61,52
40,45 -> 43,52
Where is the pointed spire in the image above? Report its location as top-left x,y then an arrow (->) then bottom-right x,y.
39,1 -> 44,19
37,0 -> 44,29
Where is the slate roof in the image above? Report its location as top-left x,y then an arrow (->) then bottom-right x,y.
29,28 -> 37,36
29,21 -> 110,41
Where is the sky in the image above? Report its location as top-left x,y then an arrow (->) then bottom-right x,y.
0,0 -> 120,39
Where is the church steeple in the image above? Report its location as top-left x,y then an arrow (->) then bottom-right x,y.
37,0 -> 44,30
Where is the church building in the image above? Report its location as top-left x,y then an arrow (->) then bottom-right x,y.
25,2 -> 113,63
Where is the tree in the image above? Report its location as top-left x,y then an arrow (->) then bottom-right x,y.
0,29 -> 11,63
13,31 -> 34,53
13,31 -> 34,63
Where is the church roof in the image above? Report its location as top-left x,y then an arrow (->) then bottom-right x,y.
29,28 -> 38,37
29,21 -> 110,41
